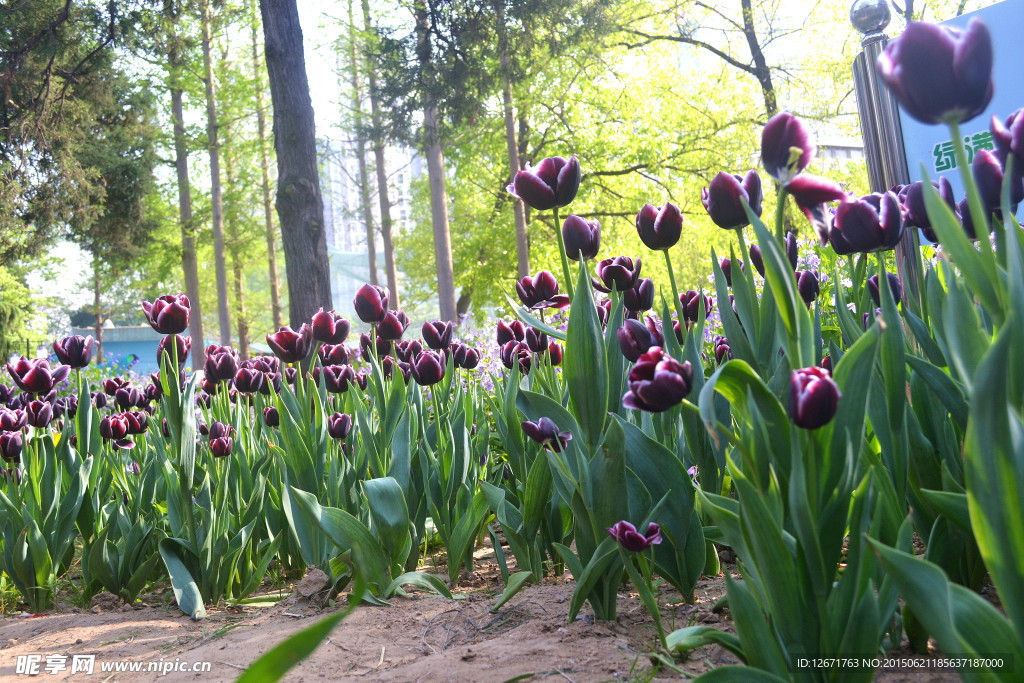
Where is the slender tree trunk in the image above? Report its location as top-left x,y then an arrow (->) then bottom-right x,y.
348,0 -> 378,286
415,0 -> 457,322
221,101 -> 249,360
93,256 -> 103,363
232,255 -> 249,359
495,0 -> 530,279
361,0 -> 399,306
250,0 -> 283,330
202,0 -> 232,344
740,0 -> 777,117
170,86 -> 206,364
259,0 -> 334,327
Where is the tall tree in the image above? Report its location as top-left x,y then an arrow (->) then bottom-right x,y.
201,0 -> 233,344
259,0 -> 334,327
346,0 -> 379,287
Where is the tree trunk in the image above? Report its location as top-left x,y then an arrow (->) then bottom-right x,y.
259,0 -> 334,328
170,86 -> 206,365
250,0 -> 283,330
348,0 -> 378,286
414,0 -> 457,322
93,256 -> 103,363
740,0 -> 777,117
201,0 -> 232,344
495,0 -> 530,279
361,0 -> 399,306
221,102 -> 249,360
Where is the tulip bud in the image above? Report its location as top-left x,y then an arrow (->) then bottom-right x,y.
506,155 -> 581,211
52,335 -> 95,369
453,343 -> 480,370
679,290 -> 712,324
821,354 -> 832,372
157,334 -> 191,370
718,257 -> 744,288
607,520 -> 662,553
714,336 -> 732,364
617,319 -> 657,363
115,386 -> 142,411
562,215 -> 601,261
359,332 -> 392,361
375,310 -> 409,341
267,325 -> 313,363
992,108 -> 1024,174
411,350 -> 445,386
547,341 -> 563,366
900,178 -> 957,242
867,273 -> 903,308
789,367 -> 841,430
0,432 -> 23,463
496,320 -> 526,345
516,271 -> 569,310
210,436 -> 233,458
623,278 -> 655,313
635,203 -> 683,251
318,343 -> 351,366
761,112 -> 814,184
830,192 -> 904,255
521,417 -> 572,452
26,400 -> 53,429
353,284 -> 389,324
702,170 -> 763,230
142,294 -> 190,335
972,148 -> 1023,218
327,412 -> 353,440
100,414 -> 130,441
203,345 -> 239,382
422,321 -> 455,350
311,308 -> 351,344
524,327 -> 548,354
795,270 -> 820,306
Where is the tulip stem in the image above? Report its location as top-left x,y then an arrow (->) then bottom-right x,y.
552,207 -> 575,300
774,184 -> 788,245
663,249 -> 684,326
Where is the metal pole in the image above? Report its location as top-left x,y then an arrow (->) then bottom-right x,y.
850,0 -> 922,314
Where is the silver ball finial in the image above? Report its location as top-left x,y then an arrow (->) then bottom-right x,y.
850,0 -> 891,34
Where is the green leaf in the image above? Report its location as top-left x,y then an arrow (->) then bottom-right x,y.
490,571 -> 537,612
667,625 -> 744,661
158,538 -> 206,620
567,536 -> 619,622
446,490 -> 489,585
503,292 -> 567,341
564,258 -> 608,453
384,571 -> 453,599
363,477 -> 412,568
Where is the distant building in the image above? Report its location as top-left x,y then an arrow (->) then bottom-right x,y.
319,140 -> 423,319
816,137 -> 865,164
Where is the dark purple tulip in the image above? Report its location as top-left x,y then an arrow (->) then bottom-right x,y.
593,256 -> 642,293
142,294 -> 190,335
197,420 -> 209,436
516,271 -> 570,310
267,325 -> 313,363
520,417 -> 572,452
992,109 -> 1024,172
830,192 -> 904,255
877,18 -> 993,125
496,320 -> 526,345
115,386 -> 142,411
507,154 -> 581,211
821,355 -> 832,372
623,278 -> 655,313
786,173 -> 849,246
524,328 -> 548,355
0,384 -> 12,405
900,178 -> 957,242
203,345 -> 238,382
2,466 -> 22,483
6,357 -> 70,395
789,367 -> 841,430
381,356 -> 412,383
311,308 -> 351,344
233,368 -> 267,394
360,332 -> 393,360
595,299 -> 612,329
263,406 -> 279,427
761,112 -> 814,183
0,432 -> 23,463
208,421 -> 232,441
92,392 -> 108,409
795,270 -> 820,306
355,370 -> 369,391
100,414 -> 130,441
957,198 -> 983,240
422,321 -> 455,350
103,377 -> 128,396
395,339 -> 424,363
452,343 -> 480,370
702,170 -> 763,230
500,340 -> 532,374
679,290 -> 712,324
714,336 -> 732,364
749,233 -> 798,277
52,335 -> 95,369
315,365 -> 356,393
635,203 -> 683,250
157,334 -> 191,368
327,412 -> 353,440
973,148 -> 1023,216
547,341 -> 563,366
210,436 -> 233,458
354,284 -> 390,324
622,347 -> 694,413
617,319 -> 658,363
607,520 -> 662,553
318,343 -> 351,366
867,273 -> 903,308
375,310 -> 410,341
0,408 -> 27,431
562,215 -> 601,261
411,350 -> 445,386
863,308 -> 882,330
124,411 -> 149,435
718,258 -> 745,288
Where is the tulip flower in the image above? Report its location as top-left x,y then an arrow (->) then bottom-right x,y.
6,357 -> 70,395
210,436 -> 233,458
829,191 -> 904,255
617,319 -> 658,363
718,258 -> 744,288
547,341 -> 563,366
103,377 -> 128,396
233,367 -> 267,394
381,356 -> 413,383
506,155 -> 581,211
992,108 -> 1024,172
749,232 -> 798,277
353,284 -> 390,324
702,170 -> 763,230
877,18 -> 993,125
789,366 -> 841,430
267,324 -> 313,363
100,414 -> 130,441
411,350 -> 445,386
375,310 -> 410,341
422,321 -> 455,350
314,364 -> 356,393
327,412 -> 353,440
115,386 -> 143,411
52,335 -> 95,369
202,345 -> 238,382
972,148 -> 1023,217
520,417 -> 572,452
157,334 -> 191,368
899,178 -> 957,243
562,215 -> 601,261
622,347 -> 694,413
0,408 -> 27,431
592,256 -> 642,293
25,400 -> 53,429
0,384 -> 12,406
496,320 -> 526,345
679,290 -> 712,324
124,411 -> 149,435
500,340 -> 532,375
786,174 -> 849,246
867,273 -> 903,308
516,271 -> 570,310
714,336 -> 732,363
359,332 -> 393,360
311,308 -> 351,344
0,432 -> 23,463
523,328 -> 547,355
623,278 -> 655,313
635,203 -> 683,251
452,343 -> 480,370
795,270 -> 820,306
761,112 -> 815,184
208,421 -> 232,442
395,339 -> 424,363
318,343 -> 351,366
142,294 -> 191,335
607,520 -> 662,553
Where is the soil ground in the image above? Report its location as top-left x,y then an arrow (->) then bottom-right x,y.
0,544 -> 962,682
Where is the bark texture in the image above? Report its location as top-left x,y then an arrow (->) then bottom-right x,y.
348,0 -> 378,286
